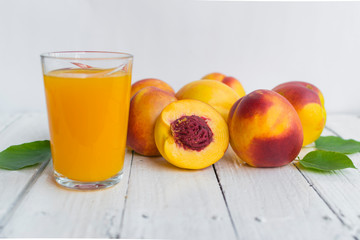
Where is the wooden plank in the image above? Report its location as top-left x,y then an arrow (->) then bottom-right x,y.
0,148 -> 133,238
295,114 -> 360,238
214,146 -> 350,239
120,154 -> 237,240
0,113 -> 22,134
0,113 -> 48,152
0,113 -> 50,230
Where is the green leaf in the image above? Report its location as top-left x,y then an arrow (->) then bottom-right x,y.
315,136 -> 360,154
0,140 -> 51,170
299,150 -> 356,171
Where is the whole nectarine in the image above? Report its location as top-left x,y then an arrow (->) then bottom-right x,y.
176,80 -> 240,121
273,81 -> 326,146
127,86 -> 177,156
228,89 -> 303,167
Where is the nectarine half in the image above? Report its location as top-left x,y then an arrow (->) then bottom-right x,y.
154,99 -> 229,169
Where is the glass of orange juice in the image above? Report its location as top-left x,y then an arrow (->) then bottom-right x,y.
41,51 -> 133,190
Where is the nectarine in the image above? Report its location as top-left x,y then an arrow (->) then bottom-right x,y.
176,80 -> 240,122
228,89 -> 303,167
273,81 -> 326,146
127,86 -> 177,156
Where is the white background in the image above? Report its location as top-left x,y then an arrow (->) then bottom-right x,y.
0,0 -> 359,113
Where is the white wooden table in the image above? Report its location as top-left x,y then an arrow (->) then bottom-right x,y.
0,113 -> 360,239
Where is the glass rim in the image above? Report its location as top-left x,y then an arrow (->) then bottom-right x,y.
40,51 -> 133,60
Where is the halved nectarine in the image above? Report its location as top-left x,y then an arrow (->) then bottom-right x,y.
154,99 -> 229,169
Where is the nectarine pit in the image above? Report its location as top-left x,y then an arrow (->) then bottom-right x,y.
170,115 -> 213,151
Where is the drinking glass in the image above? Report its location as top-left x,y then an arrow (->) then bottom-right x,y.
41,51 -> 133,190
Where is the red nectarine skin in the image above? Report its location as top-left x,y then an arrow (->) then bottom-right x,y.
274,81 -> 325,109
234,92 -> 274,119
223,77 -> 246,97
228,98 -> 242,127
278,81 -> 322,95
248,125 -> 303,167
273,85 -> 320,110
222,77 -> 236,83
170,115 -> 213,151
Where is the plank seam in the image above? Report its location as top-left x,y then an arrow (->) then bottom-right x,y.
292,162 -> 350,228
0,113 -> 26,235
0,158 -> 50,236
118,150 -> 134,239
213,164 -> 239,240
0,114 -> 23,136
324,126 -> 341,137
324,125 -> 360,238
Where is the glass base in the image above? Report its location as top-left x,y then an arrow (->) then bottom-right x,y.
54,170 -> 123,190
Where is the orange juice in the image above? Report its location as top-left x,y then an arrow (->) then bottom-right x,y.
44,68 -> 131,182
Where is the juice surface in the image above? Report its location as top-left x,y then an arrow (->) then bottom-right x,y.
44,68 -> 131,182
